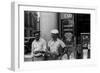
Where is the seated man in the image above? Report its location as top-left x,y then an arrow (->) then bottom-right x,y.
48,29 -> 66,60
31,31 -> 47,61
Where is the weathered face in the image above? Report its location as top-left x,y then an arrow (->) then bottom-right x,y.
51,34 -> 58,41
35,33 -> 40,41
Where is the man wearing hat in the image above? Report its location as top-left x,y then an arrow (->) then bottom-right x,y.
48,29 -> 66,60
31,31 -> 47,61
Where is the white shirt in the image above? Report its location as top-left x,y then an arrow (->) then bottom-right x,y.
48,38 -> 66,54
31,38 -> 46,55
61,54 -> 68,60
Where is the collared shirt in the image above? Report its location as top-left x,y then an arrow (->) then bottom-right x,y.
48,38 -> 66,54
31,38 -> 46,54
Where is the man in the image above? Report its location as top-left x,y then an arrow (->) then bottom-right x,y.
48,29 -> 66,60
62,32 -> 75,59
31,31 -> 47,61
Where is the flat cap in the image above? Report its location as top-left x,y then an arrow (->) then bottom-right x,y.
51,29 -> 59,34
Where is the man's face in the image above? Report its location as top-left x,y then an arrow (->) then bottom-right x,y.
35,33 -> 40,41
52,34 -> 57,41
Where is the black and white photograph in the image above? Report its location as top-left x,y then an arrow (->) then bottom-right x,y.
24,11 -> 90,62
10,1 -> 97,71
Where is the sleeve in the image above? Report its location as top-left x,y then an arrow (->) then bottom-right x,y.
47,41 -> 51,52
42,40 -> 47,51
59,40 -> 66,48
48,41 -> 50,47
48,40 -> 52,48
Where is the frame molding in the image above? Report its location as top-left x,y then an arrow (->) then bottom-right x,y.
11,2 -> 96,71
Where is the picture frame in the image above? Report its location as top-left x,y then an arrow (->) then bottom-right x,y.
11,2 -> 97,71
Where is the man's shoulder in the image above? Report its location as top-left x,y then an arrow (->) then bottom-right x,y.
40,38 -> 46,42
57,38 -> 63,42
32,40 -> 36,44
48,39 -> 52,44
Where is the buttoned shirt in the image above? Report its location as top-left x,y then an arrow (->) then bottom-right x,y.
48,38 -> 66,54
31,38 -> 46,55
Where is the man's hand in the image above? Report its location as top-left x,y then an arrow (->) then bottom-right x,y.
58,45 -> 64,56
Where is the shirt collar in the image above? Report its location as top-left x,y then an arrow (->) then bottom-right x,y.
35,37 -> 41,42
51,38 -> 59,42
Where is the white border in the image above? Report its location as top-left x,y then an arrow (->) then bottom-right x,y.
11,2 -> 97,71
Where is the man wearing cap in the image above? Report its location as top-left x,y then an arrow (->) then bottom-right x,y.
31,31 -> 47,61
48,29 -> 66,60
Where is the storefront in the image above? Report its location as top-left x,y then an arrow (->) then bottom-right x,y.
24,11 -> 90,61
